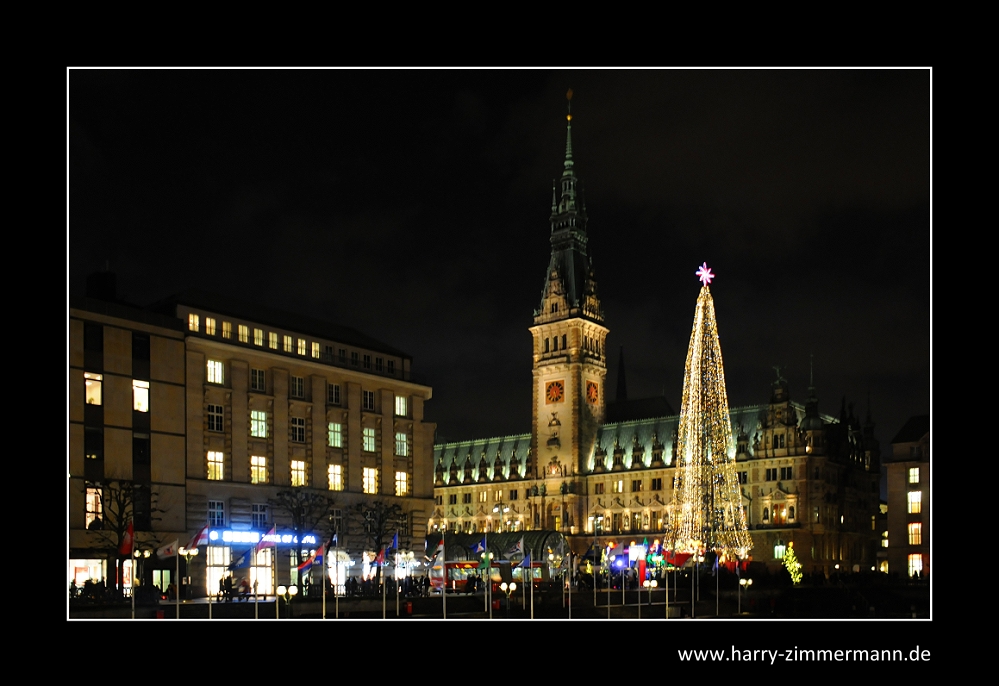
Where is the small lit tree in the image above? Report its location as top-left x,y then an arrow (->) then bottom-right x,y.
350,500 -> 404,585
783,542 -> 803,585
270,488 -> 338,571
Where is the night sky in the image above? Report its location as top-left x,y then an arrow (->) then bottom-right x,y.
68,68 -> 931,452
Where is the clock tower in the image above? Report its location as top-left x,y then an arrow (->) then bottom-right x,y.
528,91 -> 608,536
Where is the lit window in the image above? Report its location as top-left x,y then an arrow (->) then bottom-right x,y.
207,404 -> 224,432
612,480 -> 624,494
774,541 -> 786,559
268,332 -> 278,349
907,491 -> 922,514
283,335 -> 293,353
291,460 -> 306,487
251,456 -> 268,484
363,467 -> 379,494
222,321 -> 232,339
907,554 -> 923,578
908,467 -> 920,484
328,464 -> 343,491
205,318 -> 216,335
238,325 -> 249,343
207,360 -> 224,385
328,422 -> 343,448
395,395 -> 407,417
328,383 -> 341,405
363,390 -> 375,411
291,417 -> 305,443
363,354 -> 371,369
251,369 -> 265,392
85,487 -> 102,528
208,500 -> 225,526
908,522 -> 922,545
363,427 -> 376,452
207,451 -> 224,480
395,471 -> 408,496
251,410 -> 268,438
188,313 -> 199,331
252,504 -> 268,528
254,328 -> 263,346
297,338 -> 306,355
479,491 -> 487,503
132,380 -> 149,412
395,432 -> 409,456
290,376 -> 304,398
312,342 -> 320,359
84,373 -> 102,405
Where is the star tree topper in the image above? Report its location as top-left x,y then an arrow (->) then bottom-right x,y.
696,262 -> 715,286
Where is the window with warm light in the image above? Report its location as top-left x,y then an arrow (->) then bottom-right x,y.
395,471 -> 408,496
254,328 -> 263,346
207,451 -> 224,480
283,335 -> 293,353
907,491 -> 922,514
328,464 -> 343,491
907,522 -> 922,545
268,332 -> 278,349
395,432 -> 409,456
86,487 -> 102,528
907,554 -> 923,578
363,467 -> 378,494
312,342 -> 320,359
207,360 -> 224,384
205,317 -> 216,335
251,410 -> 268,438
291,460 -> 306,487
612,480 -> 624,493
328,422 -> 343,448
132,380 -> 149,412
395,395 -> 407,417
188,313 -> 199,331
363,427 -> 376,452
908,467 -> 920,484
297,338 -> 306,355
222,321 -> 232,339
251,456 -> 268,484
238,325 -> 249,343
85,373 -> 102,405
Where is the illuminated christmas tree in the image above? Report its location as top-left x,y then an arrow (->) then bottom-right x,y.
666,263 -> 752,561
783,542 -> 803,584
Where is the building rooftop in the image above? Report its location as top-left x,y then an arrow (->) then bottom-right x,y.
890,414 -> 930,445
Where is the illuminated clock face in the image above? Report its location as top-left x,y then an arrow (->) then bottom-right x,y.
586,381 -> 599,404
546,380 -> 565,404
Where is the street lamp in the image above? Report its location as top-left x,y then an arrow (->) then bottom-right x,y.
492,504 -> 510,533
276,584 -> 298,619
738,577 -> 753,614
499,582 -> 517,618
178,546 -> 198,600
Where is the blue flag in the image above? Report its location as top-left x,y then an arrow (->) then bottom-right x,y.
391,531 -> 399,550
228,547 -> 254,571
520,553 -> 532,568
471,536 -> 487,554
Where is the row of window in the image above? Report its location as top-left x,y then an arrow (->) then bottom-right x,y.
592,478 -> 665,495
84,373 -> 149,412
188,314 -> 396,374
205,452 -> 409,496
206,361 -> 409,416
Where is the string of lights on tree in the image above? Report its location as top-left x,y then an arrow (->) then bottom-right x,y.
665,263 -> 753,560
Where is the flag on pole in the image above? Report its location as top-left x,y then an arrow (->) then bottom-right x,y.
375,547 -> 385,566
326,533 -> 338,555
520,553 -> 532,568
156,539 -> 179,559
255,525 -> 277,553
298,550 -> 317,573
470,536 -> 487,554
229,547 -> 254,571
430,538 -> 445,563
506,536 -> 524,556
119,520 -> 134,556
186,523 -> 209,551
391,531 -> 399,551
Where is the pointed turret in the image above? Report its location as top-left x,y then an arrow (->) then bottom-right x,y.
536,89 -> 602,325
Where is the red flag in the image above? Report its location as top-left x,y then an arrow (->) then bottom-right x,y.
375,547 -> 385,566
256,525 -> 277,553
186,523 -> 209,551
119,520 -> 134,556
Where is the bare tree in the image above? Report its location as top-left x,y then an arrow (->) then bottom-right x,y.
83,478 -> 163,594
350,500 -> 404,584
270,488 -> 338,570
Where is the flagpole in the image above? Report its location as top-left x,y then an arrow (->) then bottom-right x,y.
382,547 -> 387,620
442,530 -> 447,620
335,537 -> 339,619
175,552 -> 180,619
322,542 -> 327,620
130,552 -> 136,620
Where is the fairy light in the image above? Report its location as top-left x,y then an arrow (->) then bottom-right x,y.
666,265 -> 753,559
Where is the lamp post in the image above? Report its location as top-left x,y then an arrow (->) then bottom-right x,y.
179,546 -> 198,600
592,515 -> 603,609
276,584 -> 298,619
492,503 -> 510,533
738,577 -> 752,614
499,582 -> 517,618
642,578 -> 657,619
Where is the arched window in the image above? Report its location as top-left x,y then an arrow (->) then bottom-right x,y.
788,506 -> 795,521
763,507 -> 770,522
544,338 -> 550,353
